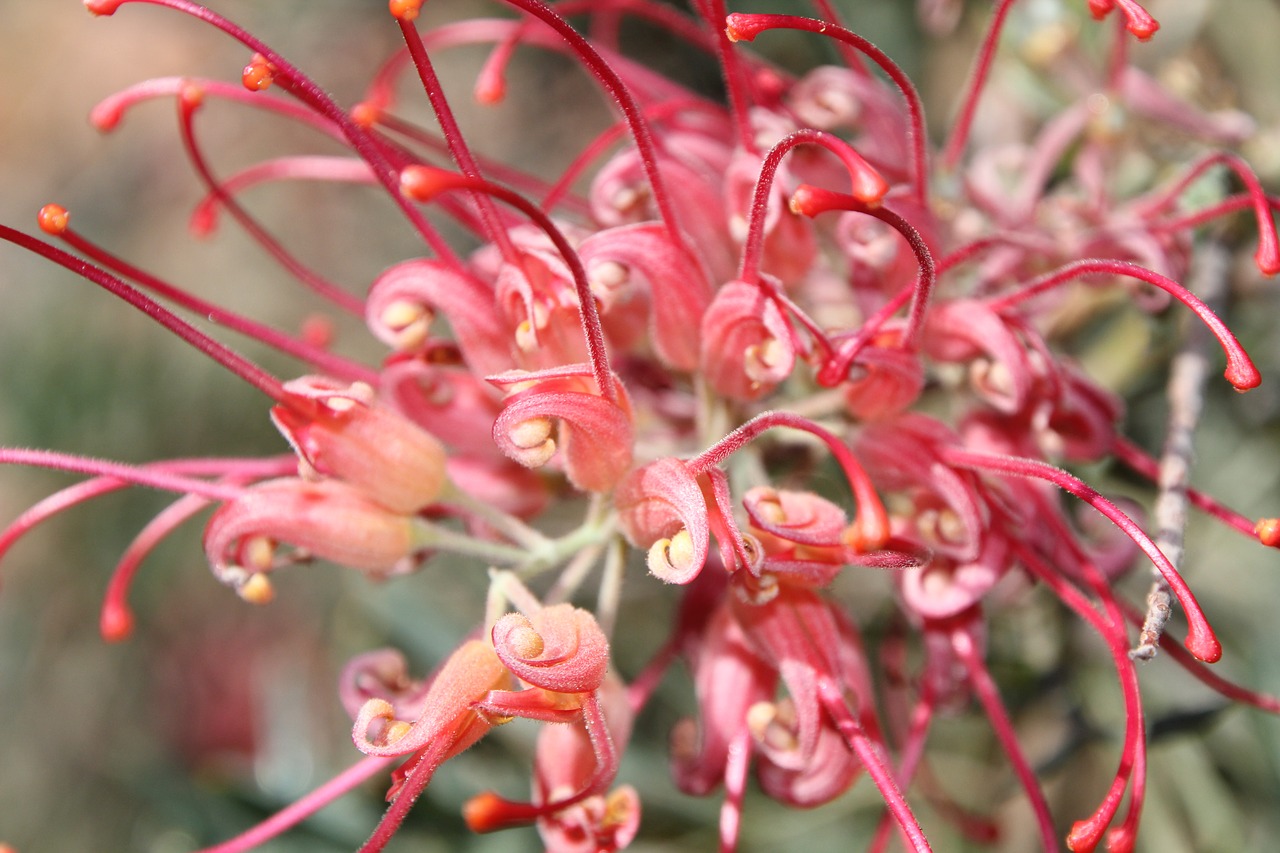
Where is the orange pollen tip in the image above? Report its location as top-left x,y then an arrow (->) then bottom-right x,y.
1255,518 -> 1280,548
1256,245 -> 1280,277
99,605 -> 134,643
37,204 -> 70,235
180,82 -> 205,109
723,14 -> 760,43
1067,817 -> 1103,853
350,101 -> 379,128
400,165 -> 462,201
389,0 -> 423,21
463,791 -> 540,833
84,0 -> 121,16
241,56 -> 274,92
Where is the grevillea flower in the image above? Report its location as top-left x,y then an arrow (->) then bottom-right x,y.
4,1 -> 1280,851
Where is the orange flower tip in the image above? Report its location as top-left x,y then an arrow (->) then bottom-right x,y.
301,314 -> 336,348
99,605 -> 134,643
1125,16 -> 1159,41
463,791 -> 538,833
189,208 -> 218,239
89,104 -> 123,132
241,55 -> 274,92
473,76 -> 506,107
1067,818 -> 1103,853
1255,517 -> 1280,548
723,14 -> 761,43
1087,0 -> 1113,21
37,204 -> 70,236
1255,246 -> 1280,277
179,82 -> 205,110
851,169 -> 890,206
350,101 -> 379,129
1226,361 -> 1261,392
1185,622 -> 1222,664
84,0 -> 122,16
400,165 -> 461,202
389,0 -> 423,22
789,185 -> 822,218
1104,827 -> 1135,853
236,573 -> 276,605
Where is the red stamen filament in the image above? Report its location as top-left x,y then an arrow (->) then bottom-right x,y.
816,678 -> 933,852
940,0 -> 1017,170
725,13 -> 930,205
690,0 -> 757,152
400,167 -> 616,402
986,259 -> 1261,391
175,85 -> 365,315
790,184 -> 936,352
950,625 -> 1058,852
943,448 -> 1221,663
198,756 -> 397,853
44,210 -> 376,384
739,130 -> 887,286
0,225 -> 284,401
395,16 -> 520,263
686,410 -> 889,550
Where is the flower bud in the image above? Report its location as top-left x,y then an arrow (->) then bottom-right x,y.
272,376 -> 447,514
203,478 -> 417,594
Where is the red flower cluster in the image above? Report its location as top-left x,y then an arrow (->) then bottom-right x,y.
3,1 -> 1280,851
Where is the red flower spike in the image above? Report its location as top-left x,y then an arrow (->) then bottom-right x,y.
615,457 -> 711,584
272,376 -> 449,515
203,478 -> 418,597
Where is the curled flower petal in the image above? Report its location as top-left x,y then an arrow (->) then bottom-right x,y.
492,604 -> 609,694
699,279 -> 796,401
579,223 -> 713,371
366,258 -> 510,373
491,370 -> 633,493
352,639 -> 510,758
615,458 -> 710,584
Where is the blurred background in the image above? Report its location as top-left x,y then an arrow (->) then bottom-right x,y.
2,1 -> 1280,851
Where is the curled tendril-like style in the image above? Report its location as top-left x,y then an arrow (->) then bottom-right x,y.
492,604 -> 610,695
